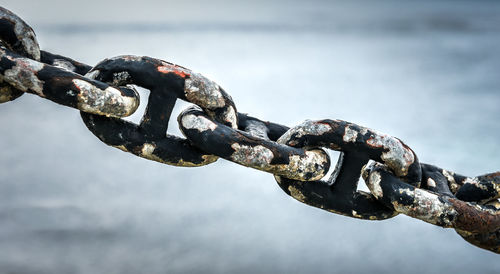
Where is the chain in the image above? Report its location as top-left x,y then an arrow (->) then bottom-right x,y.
1,7 -> 499,254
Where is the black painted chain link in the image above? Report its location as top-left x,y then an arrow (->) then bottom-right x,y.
1,7 -> 499,254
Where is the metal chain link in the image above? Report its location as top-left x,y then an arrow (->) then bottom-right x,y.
1,7 -> 499,254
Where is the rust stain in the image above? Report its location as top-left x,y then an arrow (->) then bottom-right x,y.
449,198 -> 500,233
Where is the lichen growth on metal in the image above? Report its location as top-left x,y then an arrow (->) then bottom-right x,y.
244,120 -> 270,140
366,170 -> 383,199
184,72 -> 225,109
400,187 -> 456,226
277,120 -> 332,146
223,105 -> 238,129
73,79 -> 139,118
343,125 -> 358,143
230,143 -> 274,169
229,143 -> 328,181
111,71 -> 131,86
366,133 -> 415,178
0,7 -> 40,61
283,150 -> 329,181
1,55 -> 44,95
181,114 -> 218,132
2,4 -> 499,253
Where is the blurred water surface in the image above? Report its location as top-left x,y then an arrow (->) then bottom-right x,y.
1,0 -> 500,273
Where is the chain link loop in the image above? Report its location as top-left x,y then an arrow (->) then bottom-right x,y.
1,6 -> 499,254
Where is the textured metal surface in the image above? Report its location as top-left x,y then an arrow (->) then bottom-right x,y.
179,106 -> 330,181
1,6 -> 499,254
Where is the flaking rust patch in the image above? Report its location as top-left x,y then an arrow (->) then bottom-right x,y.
397,188 -> 456,227
230,143 -> 274,168
73,79 -> 138,117
230,143 -> 328,181
184,72 -> 225,109
181,114 -> 218,132
1,7 -> 41,60
366,133 -> 414,177
245,120 -> 270,140
2,57 -> 44,95
367,171 -> 383,199
343,125 -> 358,143
282,150 -> 329,181
277,120 -> 332,146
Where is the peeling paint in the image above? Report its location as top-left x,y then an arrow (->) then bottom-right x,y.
1,57 -> 44,95
367,171 -> 383,198
0,7 -> 40,61
399,188 -> 455,226
224,105 -> 237,129
231,143 -> 274,169
184,72 -> 225,109
277,120 -> 332,146
343,125 -> 358,143
283,150 -> 329,181
366,134 -> 415,177
181,114 -> 218,132
244,120 -> 270,140
73,79 -> 139,117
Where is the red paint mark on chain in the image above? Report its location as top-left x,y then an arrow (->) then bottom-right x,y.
157,65 -> 190,78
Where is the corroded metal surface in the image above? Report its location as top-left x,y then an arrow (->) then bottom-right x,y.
0,6 -> 40,103
276,119 -> 421,184
363,162 -> 500,252
0,48 -> 139,117
80,55 -> 238,167
2,6 -> 500,254
178,106 -> 330,181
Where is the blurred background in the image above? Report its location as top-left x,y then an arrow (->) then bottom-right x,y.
1,0 -> 500,273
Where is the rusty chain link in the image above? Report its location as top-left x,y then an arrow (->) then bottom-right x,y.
1,7 -> 499,254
